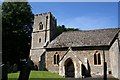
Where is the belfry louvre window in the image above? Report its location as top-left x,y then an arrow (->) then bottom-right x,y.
39,38 -> 41,43
39,22 -> 43,30
94,52 -> 101,65
54,52 -> 59,64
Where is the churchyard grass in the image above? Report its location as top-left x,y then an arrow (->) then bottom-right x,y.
29,71 -> 63,78
8,71 -> 20,78
8,70 -> 63,79
8,71 -> 119,80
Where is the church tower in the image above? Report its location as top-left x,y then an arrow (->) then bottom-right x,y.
30,12 -> 57,69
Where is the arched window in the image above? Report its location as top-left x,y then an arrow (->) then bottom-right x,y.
54,54 -> 56,64
39,22 -> 43,30
57,54 -> 59,64
94,53 -> 97,65
94,52 -> 101,65
98,53 -> 101,64
54,52 -> 59,64
46,16 -> 48,19
39,38 -> 41,43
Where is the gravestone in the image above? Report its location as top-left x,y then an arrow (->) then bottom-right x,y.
13,64 -> 17,72
18,59 -> 31,80
2,64 -> 8,80
0,64 -> 1,79
0,52 -> 2,80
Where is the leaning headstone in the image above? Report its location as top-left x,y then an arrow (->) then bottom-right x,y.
2,64 -> 8,80
18,59 -> 31,80
0,63 -> 2,80
13,64 -> 17,72
0,52 -> 2,80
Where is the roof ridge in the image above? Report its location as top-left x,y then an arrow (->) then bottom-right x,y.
47,28 -> 119,48
62,28 -> 120,33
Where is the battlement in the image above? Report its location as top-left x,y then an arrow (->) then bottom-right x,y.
35,12 -> 51,16
34,12 -> 56,20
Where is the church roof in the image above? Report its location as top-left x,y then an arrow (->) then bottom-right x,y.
47,28 -> 120,48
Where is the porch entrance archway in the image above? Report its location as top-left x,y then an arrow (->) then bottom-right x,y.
65,58 -> 75,77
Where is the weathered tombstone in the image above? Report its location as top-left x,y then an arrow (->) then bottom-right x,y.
0,52 -> 2,80
13,64 -> 17,73
0,65 -> 1,78
2,64 -> 8,80
18,59 -> 31,80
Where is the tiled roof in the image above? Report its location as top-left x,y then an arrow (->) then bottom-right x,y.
47,28 -> 120,48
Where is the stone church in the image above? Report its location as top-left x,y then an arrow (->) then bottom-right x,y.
30,12 -> 120,79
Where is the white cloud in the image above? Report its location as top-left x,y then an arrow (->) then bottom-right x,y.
58,16 -> 117,30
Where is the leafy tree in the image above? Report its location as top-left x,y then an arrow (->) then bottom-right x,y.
66,28 -> 79,31
2,2 -> 34,65
57,25 -> 80,33
57,25 -> 66,33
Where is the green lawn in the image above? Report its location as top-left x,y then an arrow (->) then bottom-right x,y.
29,71 -> 63,78
8,71 -> 20,78
8,71 -> 119,80
8,70 -> 63,80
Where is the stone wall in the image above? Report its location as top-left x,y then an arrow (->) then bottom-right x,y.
109,33 -> 119,79
33,12 -> 51,33
31,32 -> 46,49
109,39 -> 119,78
39,52 -> 46,70
118,32 -> 120,80
30,12 -> 58,67
30,49 -> 45,67
50,14 -> 58,41
46,47 -> 110,77
72,50 -> 105,76
46,50 -> 66,73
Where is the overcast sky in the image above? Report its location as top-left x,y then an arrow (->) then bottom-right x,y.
29,2 -> 118,30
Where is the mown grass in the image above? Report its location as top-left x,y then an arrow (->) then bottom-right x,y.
8,71 -> 119,80
8,71 -> 20,78
8,70 -> 63,80
29,71 -> 63,78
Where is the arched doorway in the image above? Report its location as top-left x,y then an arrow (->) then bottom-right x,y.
65,58 -> 75,77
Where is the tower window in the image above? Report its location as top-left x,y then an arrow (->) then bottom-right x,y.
39,38 -> 41,43
46,16 -> 48,19
94,51 -> 101,65
109,71 -> 112,74
54,52 -> 59,64
39,22 -> 43,30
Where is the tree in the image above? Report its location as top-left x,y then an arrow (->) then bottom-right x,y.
2,2 -> 34,65
57,25 -> 80,33
66,28 -> 79,31
57,25 -> 66,33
